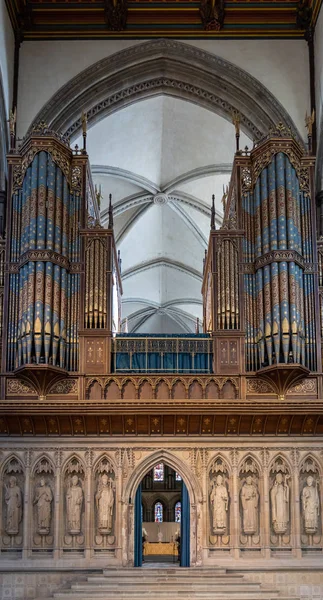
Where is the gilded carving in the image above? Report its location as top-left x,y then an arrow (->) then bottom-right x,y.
49,379 -> 78,395
246,378 -> 275,394
7,378 -> 35,395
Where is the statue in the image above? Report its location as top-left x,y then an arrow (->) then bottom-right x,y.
301,476 -> 320,534
66,475 -> 83,534
200,0 -> 224,31
33,477 -> 53,535
104,0 -> 128,31
96,474 -> 114,533
5,476 -> 22,535
210,474 -> 228,533
240,476 -> 259,535
270,472 -> 290,535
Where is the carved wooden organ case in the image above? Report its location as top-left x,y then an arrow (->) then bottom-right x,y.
2,126 -> 122,399
202,127 -> 321,397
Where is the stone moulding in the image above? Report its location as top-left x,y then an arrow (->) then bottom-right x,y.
29,40 -> 302,146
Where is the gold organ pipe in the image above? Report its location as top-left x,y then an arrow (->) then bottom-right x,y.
103,245 -> 107,329
94,238 -> 99,327
217,247 -> 221,329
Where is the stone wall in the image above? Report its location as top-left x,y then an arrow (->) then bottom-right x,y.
0,441 -> 323,567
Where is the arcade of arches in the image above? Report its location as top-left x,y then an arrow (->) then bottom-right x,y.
2,2 -> 323,599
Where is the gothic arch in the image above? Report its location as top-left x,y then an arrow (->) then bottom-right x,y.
122,449 -> 202,566
31,454 -> 55,476
1,454 -> 24,477
238,453 -> 262,476
30,39 -> 301,145
299,453 -> 322,476
123,449 -> 202,504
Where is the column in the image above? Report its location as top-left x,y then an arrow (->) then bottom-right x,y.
53,450 -> 62,560
261,449 -> 271,558
23,451 -> 32,559
85,450 -> 93,559
230,450 -> 240,558
292,450 -> 301,557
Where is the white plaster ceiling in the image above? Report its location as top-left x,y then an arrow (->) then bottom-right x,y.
76,95 -> 252,333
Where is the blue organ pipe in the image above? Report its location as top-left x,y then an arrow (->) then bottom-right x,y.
264,264 -> 273,364
44,262 -> 53,363
277,153 -> 287,250
59,268 -> 67,368
268,159 -> 278,251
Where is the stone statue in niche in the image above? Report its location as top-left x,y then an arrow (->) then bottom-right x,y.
66,475 -> 83,534
96,474 -> 115,533
240,475 -> 259,535
33,477 -> 53,535
4,476 -> 22,535
270,472 -> 290,535
210,474 -> 229,533
301,476 -> 320,534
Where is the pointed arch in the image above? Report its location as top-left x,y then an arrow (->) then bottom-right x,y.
32,454 -> 55,476
123,448 -> 202,504
30,39 -> 301,146
1,454 -> 24,477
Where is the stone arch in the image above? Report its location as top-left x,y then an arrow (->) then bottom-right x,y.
30,39 -> 301,145
0,71 -> 8,191
269,453 -> 293,476
92,452 -> 118,478
122,448 -> 202,566
124,449 -> 202,504
207,453 -> 232,476
62,453 -> 86,476
1,454 -> 24,477
31,454 -> 55,476
299,453 -> 322,477
238,453 -> 262,477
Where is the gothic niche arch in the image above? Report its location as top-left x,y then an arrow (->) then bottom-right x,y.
269,455 -> 292,549
1,456 -> 25,551
208,456 -> 231,549
32,456 -> 55,551
62,456 -> 85,552
238,456 -> 260,548
93,456 -> 116,550
30,39 -> 301,145
299,455 -> 322,547
122,449 -> 202,567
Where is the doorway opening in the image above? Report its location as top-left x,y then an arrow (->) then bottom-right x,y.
134,462 -> 190,567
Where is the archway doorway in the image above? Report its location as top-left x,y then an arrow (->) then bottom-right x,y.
134,462 -> 190,567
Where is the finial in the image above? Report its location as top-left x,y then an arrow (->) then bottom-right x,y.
211,194 -> 215,230
195,317 -> 200,334
108,193 -> 113,229
9,107 -> 16,149
305,109 -> 315,153
81,110 -> 87,152
95,184 -> 102,211
231,109 -> 240,152
221,188 -> 227,213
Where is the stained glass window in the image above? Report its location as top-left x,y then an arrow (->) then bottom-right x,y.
175,501 -> 181,523
154,501 -> 163,522
153,463 -> 164,481
175,472 -> 182,481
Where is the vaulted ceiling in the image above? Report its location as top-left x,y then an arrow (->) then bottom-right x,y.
6,0 -> 323,40
75,95 -> 251,333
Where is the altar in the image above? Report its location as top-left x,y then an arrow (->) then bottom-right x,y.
144,542 -> 178,556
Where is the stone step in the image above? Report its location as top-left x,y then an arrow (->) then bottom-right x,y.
70,583 -> 268,592
53,592 -> 281,600
40,568 -> 300,600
